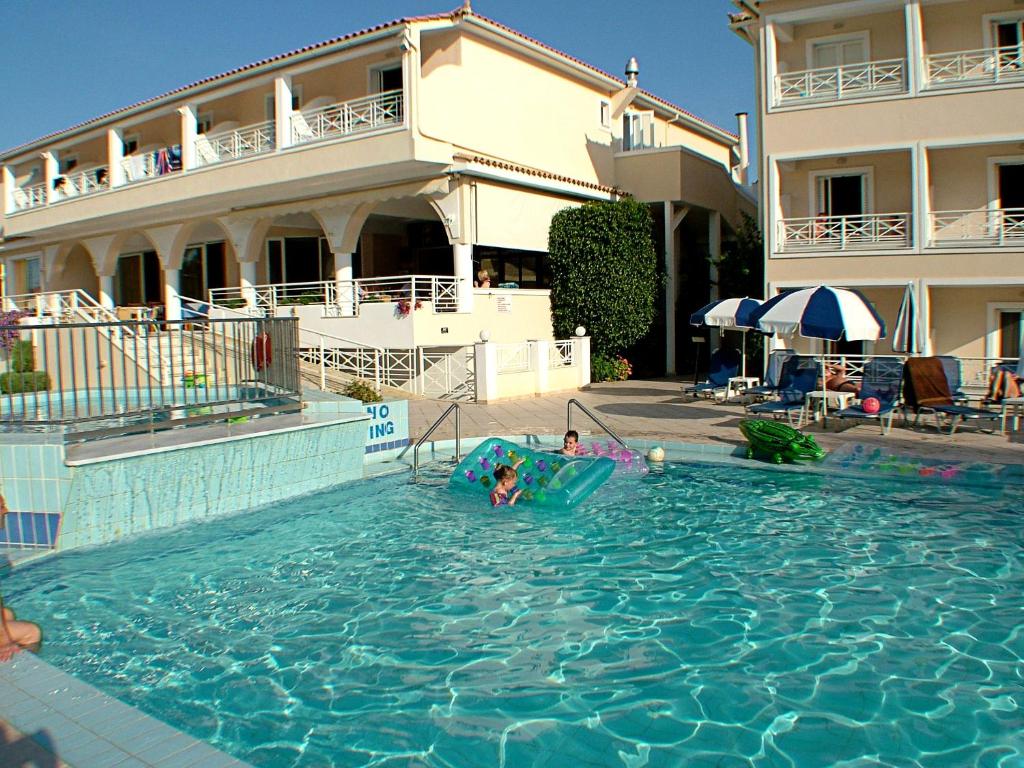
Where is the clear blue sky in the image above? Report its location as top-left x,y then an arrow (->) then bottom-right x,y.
0,0 -> 754,153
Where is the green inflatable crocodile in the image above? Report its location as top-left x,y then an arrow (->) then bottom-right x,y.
738,419 -> 826,464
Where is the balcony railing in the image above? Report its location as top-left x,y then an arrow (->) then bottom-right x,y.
291,89 -> 403,145
11,182 -> 48,211
775,58 -> 906,105
194,120 -> 275,167
930,208 -> 1024,247
57,165 -> 109,199
120,146 -> 182,185
208,274 -> 460,316
926,45 -> 1024,88
779,213 -> 912,251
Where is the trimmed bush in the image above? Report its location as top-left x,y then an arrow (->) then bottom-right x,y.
342,379 -> 383,403
590,353 -> 632,383
8,340 -> 34,373
548,198 -> 658,358
0,371 -> 50,394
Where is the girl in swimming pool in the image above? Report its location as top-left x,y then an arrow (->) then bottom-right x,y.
489,462 -> 524,507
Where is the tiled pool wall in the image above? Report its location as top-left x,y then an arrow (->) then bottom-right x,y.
0,414 -> 370,553
304,397 -> 411,455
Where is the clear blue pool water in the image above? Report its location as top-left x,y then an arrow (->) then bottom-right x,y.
5,461 -> 1023,767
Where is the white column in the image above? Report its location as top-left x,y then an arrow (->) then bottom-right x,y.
905,1 -> 924,96
532,340 -> 549,395
41,151 -> 59,204
919,279 -> 932,356
764,21 -> 778,110
663,201 -> 677,375
473,341 -> 498,402
164,268 -> 182,321
107,128 -> 125,187
334,251 -> 354,316
274,75 -> 294,150
453,242 -> 474,313
578,336 -> 591,387
2,166 -> 14,214
240,261 -> 258,308
179,104 -> 198,171
708,211 -> 722,349
99,274 -> 116,309
913,142 -> 929,251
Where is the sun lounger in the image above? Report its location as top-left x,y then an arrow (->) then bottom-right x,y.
745,355 -> 817,426
903,356 -> 1001,435
744,349 -> 795,400
683,347 -> 742,400
835,357 -> 904,434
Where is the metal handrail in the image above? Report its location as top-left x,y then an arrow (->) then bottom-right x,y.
413,403 -> 461,474
567,398 -> 628,449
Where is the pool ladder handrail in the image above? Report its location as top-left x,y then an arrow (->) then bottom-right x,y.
567,398 -> 628,449
413,403 -> 461,474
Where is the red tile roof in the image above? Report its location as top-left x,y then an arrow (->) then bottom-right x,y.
458,154 -> 623,195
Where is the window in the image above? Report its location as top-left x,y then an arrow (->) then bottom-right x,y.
180,242 -> 226,300
60,155 -> 78,173
266,237 -> 326,284
809,34 -> 867,69
372,64 -> 403,93
599,100 -> 611,129
812,169 -> 872,218
264,86 -> 304,120
472,246 -> 550,289
122,134 -> 140,155
25,257 -> 41,293
622,110 -> 654,151
197,112 -> 214,134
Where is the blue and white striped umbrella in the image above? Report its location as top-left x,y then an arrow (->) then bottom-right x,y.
892,282 -> 923,355
749,286 -> 886,342
689,297 -> 763,329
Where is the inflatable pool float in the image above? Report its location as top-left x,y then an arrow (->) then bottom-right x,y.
738,419 -> 825,464
451,437 -> 615,507
574,441 -> 649,475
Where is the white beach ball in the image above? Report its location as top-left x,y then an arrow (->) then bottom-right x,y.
647,446 -> 665,463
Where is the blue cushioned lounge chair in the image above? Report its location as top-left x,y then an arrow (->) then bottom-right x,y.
903,357 -> 1000,435
744,349 -> 795,401
836,357 -> 904,434
745,355 -> 817,426
684,347 -> 742,400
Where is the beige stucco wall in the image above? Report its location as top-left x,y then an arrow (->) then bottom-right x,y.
49,245 -> 100,298
929,144 -> 1021,212
123,112 -> 180,152
293,50 -> 400,107
776,9 -> 906,73
414,289 -> 554,346
778,151 -> 911,218
921,1 -> 1021,55
930,285 -> 1024,360
198,84 -> 277,131
58,135 -> 108,169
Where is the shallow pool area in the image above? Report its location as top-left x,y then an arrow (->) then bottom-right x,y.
5,460 -> 1023,767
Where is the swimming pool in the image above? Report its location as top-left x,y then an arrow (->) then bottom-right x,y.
5,460 -> 1023,767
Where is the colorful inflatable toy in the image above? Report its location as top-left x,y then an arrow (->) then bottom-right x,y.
738,419 -> 826,464
451,438 -> 615,507
574,441 -> 649,475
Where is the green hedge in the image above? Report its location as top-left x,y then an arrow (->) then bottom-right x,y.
0,371 -> 50,394
548,198 -> 658,357
8,340 -> 34,373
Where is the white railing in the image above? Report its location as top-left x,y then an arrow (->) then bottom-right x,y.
56,166 -> 110,199
2,289 -> 118,325
549,339 -> 578,369
11,182 -> 48,211
775,58 -> 906,105
779,213 -> 912,251
208,275 -> 460,316
194,121 -> 275,167
496,342 -> 533,374
926,45 -> 1024,88
120,146 -> 181,184
930,208 -> 1024,246
291,90 -> 403,145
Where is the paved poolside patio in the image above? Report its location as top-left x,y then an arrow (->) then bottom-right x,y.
406,378 -> 1024,465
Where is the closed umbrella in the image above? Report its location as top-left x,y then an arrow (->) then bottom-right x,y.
689,296 -> 763,378
749,286 -> 886,422
892,282 -> 923,355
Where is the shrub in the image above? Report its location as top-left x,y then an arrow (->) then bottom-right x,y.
0,371 -> 50,394
342,379 -> 383,403
590,354 -> 632,382
548,198 -> 658,358
8,340 -> 34,373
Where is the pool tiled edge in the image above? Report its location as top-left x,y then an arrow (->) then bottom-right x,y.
0,653 -> 251,767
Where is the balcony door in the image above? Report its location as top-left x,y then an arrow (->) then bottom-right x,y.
816,173 -> 867,218
180,242 -> 226,301
994,18 -> 1024,65
810,35 -> 866,70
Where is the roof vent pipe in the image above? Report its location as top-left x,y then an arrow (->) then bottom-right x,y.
625,57 -> 639,87
735,111 -> 749,185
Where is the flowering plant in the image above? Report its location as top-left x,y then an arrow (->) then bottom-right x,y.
591,353 -> 632,382
0,310 -> 28,355
396,298 -> 423,317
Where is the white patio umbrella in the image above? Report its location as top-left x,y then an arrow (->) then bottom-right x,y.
748,286 -> 887,422
892,282 -> 924,355
689,296 -> 764,377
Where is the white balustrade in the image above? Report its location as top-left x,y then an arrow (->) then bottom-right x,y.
775,58 -> 906,105
930,208 -> 1024,246
779,213 -> 912,251
194,121 -> 275,167
12,182 -> 48,211
291,90 -> 403,145
926,45 -> 1024,88
61,165 -> 109,198
495,342 -> 533,374
549,340 -> 577,369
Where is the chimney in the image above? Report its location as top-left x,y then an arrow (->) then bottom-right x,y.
735,112 -> 749,184
625,57 -> 639,88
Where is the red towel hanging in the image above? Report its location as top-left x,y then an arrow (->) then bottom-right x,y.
251,331 -> 272,371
